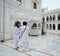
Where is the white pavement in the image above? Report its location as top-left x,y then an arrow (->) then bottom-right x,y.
0,34 -> 60,56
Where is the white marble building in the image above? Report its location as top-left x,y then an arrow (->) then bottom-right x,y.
0,0 -> 60,42
0,0 -> 42,41
42,9 -> 60,35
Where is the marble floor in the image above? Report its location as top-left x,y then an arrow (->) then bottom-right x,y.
0,34 -> 60,56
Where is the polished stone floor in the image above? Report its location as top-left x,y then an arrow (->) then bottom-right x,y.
0,34 -> 60,56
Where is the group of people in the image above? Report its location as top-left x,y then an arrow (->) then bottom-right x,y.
14,21 -> 30,52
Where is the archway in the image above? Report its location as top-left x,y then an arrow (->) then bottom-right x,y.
53,15 -> 55,21
46,16 -> 49,21
50,16 -> 52,21
58,24 -> 60,30
46,24 -> 48,29
33,2 -> 37,9
58,14 -> 60,20
53,24 -> 55,30
50,24 -> 52,29
32,23 -> 37,29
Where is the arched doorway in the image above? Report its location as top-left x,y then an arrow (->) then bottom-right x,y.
58,14 -> 60,21
30,22 -> 39,36
53,15 -> 55,21
58,24 -> 60,30
33,2 -> 37,9
50,24 -> 52,29
50,16 -> 52,21
53,24 -> 55,30
42,16 -> 45,22
46,24 -> 48,29
32,23 -> 37,29
46,16 -> 49,21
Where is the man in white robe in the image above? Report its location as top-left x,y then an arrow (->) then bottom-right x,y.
21,22 -> 30,52
14,21 -> 20,50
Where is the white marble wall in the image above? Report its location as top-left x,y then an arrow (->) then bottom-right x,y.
0,0 -> 23,41
0,0 -> 4,41
42,9 -> 60,34
0,0 -> 42,41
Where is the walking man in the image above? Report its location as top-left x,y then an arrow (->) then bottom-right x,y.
21,21 -> 30,52
14,21 -> 21,50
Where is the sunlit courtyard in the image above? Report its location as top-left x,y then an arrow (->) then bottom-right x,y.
0,34 -> 60,56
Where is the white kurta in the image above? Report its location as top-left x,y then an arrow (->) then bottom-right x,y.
21,26 -> 30,51
14,26 -> 20,48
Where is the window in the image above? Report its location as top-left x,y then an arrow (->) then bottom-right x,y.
46,16 -> 49,21
32,23 -> 37,29
50,24 -> 52,29
58,24 -> 60,30
58,14 -> 60,20
33,2 -> 37,9
17,0 -> 21,2
46,24 -> 48,29
53,24 -> 55,30
53,15 -> 55,21
50,16 -> 52,21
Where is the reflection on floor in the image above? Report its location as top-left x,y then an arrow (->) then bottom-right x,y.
0,34 -> 60,56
